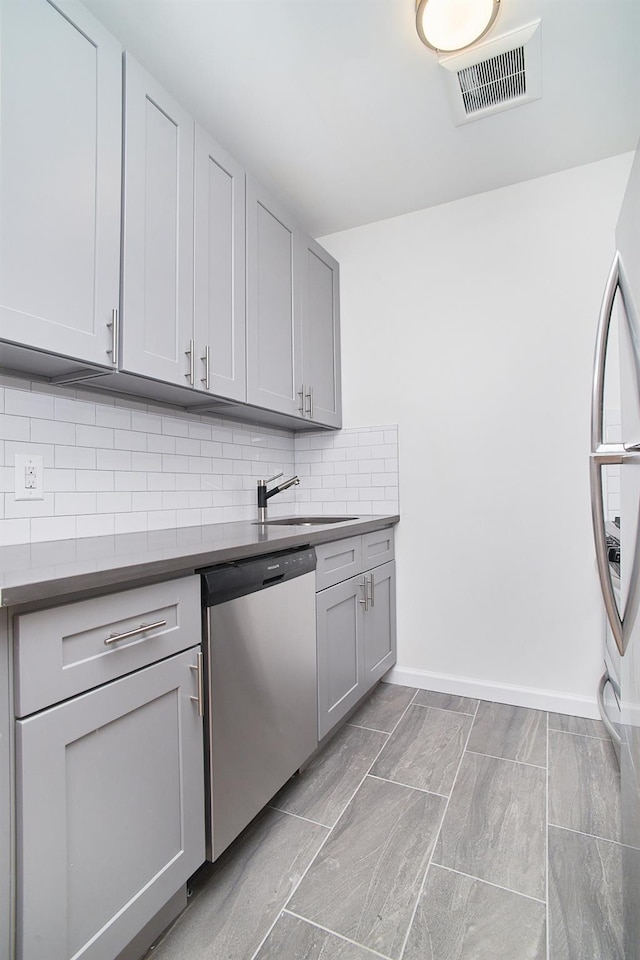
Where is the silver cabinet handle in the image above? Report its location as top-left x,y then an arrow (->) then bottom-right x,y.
306,386 -> 314,419
104,618 -> 168,646
596,672 -> 622,753
359,578 -> 368,611
185,339 -> 195,385
190,650 -> 204,718
368,572 -> 375,608
298,383 -> 307,416
107,308 -> 119,366
200,344 -> 210,391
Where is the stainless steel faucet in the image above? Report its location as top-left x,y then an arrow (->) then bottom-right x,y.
257,472 -> 300,523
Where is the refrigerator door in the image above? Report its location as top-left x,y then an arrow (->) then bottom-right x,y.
615,140 -> 640,960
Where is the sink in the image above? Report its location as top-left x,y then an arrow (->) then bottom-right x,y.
253,516 -> 359,526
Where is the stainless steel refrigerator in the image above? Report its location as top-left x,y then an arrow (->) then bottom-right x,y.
591,137 -> 640,960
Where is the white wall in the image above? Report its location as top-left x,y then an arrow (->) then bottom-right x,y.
321,154 -> 634,716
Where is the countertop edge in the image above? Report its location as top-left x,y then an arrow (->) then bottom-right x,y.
1,516 -> 399,609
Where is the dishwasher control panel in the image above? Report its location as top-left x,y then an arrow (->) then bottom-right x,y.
201,547 -> 316,607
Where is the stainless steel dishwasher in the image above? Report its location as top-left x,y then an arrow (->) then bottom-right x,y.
201,546 -> 317,861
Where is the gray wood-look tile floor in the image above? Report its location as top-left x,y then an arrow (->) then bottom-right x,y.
145,683 -> 623,960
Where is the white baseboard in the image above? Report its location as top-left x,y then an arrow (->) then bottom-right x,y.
384,666 -> 600,720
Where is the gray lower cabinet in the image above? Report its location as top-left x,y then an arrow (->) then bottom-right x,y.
316,532 -> 397,740
121,54 -> 195,387
0,0 -> 121,368
16,645 -> 205,960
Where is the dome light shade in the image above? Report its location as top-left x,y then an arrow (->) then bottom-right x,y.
416,0 -> 501,53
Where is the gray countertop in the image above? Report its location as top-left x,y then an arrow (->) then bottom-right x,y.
0,515 -> 399,607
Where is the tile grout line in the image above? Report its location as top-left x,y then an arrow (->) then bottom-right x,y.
409,701 -> 477,718
464,747 -> 547,770
431,862 -> 547,905
548,821 -> 624,847
548,724 -> 612,743
397,695 -> 481,960
366,772 -> 449,800
282,910 -> 395,959
249,690 -> 417,960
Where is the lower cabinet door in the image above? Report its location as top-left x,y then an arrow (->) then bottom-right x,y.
16,647 -> 205,960
363,560 -> 397,686
317,576 -> 365,740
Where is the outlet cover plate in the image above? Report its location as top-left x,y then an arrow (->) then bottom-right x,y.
15,454 -> 44,500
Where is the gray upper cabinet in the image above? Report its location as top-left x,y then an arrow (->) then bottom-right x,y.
300,235 -> 342,428
246,179 -> 302,418
194,126 -> 246,401
0,0 -> 121,368
121,54 -> 195,387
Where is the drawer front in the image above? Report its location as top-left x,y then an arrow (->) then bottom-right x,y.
15,576 -> 201,717
315,536 -> 363,591
362,528 -> 395,570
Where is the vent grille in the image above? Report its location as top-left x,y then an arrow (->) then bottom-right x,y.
457,47 -> 526,115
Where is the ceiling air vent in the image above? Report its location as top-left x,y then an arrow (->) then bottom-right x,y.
439,20 -> 541,126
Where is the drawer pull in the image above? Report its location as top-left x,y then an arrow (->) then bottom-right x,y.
190,651 -> 204,717
104,619 -> 168,646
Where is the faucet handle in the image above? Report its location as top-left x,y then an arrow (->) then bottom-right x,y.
263,472 -> 283,486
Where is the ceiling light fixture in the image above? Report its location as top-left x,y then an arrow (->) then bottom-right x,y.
415,0 -> 501,53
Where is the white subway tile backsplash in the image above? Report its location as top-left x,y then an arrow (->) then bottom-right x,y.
55,492 -> 96,516
0,415 -> 30,441
55,397 -> 95,424
97,449 -> 132,471
5,388 -> 53,418
31,516 -> 77,542
0,517 -> 30,545
76,424 -> 114,449
76,514 -> 116,539
0,376 -> 399,543
75,471 -> 114,492
96,405 -> 132,430
97,492 -> 132,514
31,418 -> 75,445
55,446 -> 96,469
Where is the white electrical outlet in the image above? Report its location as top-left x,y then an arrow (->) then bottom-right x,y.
15,454 -> 44,501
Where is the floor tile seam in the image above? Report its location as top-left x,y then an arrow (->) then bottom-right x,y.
397,697 -> 478,960
365,772 -> 449,800
347,721 -> 393,737
547,821 -> 622,847
282,910 -> 396,960
428,861 -> 547,905
277,709 -> 406,932
409,701 -> 476,718
548,725 -> 612,743
387,693 -> 420,736
464,747 -> 547,770
266,803 -> 331,830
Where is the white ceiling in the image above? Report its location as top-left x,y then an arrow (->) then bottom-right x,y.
82,0 -> 640,237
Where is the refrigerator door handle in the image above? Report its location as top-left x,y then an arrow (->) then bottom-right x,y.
590,457 -> 625,656
591,252 -> 620,452
590,251 -> 626,656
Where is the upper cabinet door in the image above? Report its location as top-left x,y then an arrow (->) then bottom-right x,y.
300,236 -> 342,428
0,0 -> 121,368
246,179 -> 302,417
194,127 -> 246,401
121,55 -> 194,387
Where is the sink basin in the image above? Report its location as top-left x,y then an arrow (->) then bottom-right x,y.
253,516 -> 359,526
